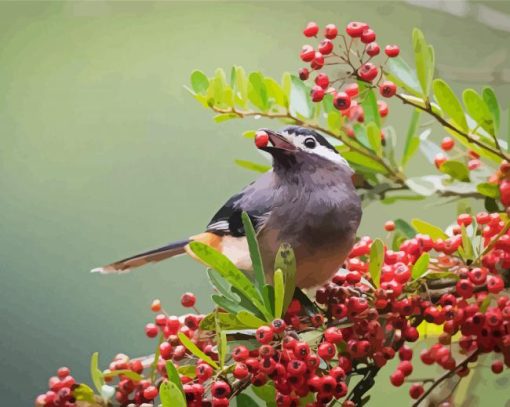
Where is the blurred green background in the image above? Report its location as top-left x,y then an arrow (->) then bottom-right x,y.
2,1 -> 510,405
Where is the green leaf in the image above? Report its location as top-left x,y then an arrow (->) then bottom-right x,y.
252,383 -> 277,406
432,79 -> 468,133
411,218 -> 448,240
212,294 -> 244,314
366,122 -> 382,157
178,332 -> 219,369
200,311 -> 251,330
160,381 -> 186,407
219,330 -> 228,368
368,239 -> 384,287
190,70 -> 209,94
385,57 -> 422,96
265,77 -> 287,108
477,182 -> 499,198
90,352 -> 104,394
207,268 -> 240,303
359,81 -> 381,128
165,360 -> 184,394
413,28 -> 434,96
327,111 -> 342,135
177,365 -> 196,378
241,212 -> 266,291
411,252 -> 430,280
274,243 -> 296,314
263,284 -> 275,316
381,194 -> 425,205
439,160 -> 470,182
289,75 -> 312,119
395,218 -> 416,238
214,113 -> 238,123
461,225 -> 474,261
103,369 -> 143,381
248,72 -> 269,111
424,271 -> 459,280
236,310 -> 267,328
273,269 -> 284,318
480,295 -> 492,313
463,89 -> 495,136
189,241 -> 271,320
482,87 -> 500,131
233,66 -> 248,108
401,109 -> 421,166
236,393 -> 260,407
342,151 -> 388,174
72,384 -> 96,403
406,176 -> 438,196
234,159 -> 270,173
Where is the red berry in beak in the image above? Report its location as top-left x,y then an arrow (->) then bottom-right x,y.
255,131 -> 269,149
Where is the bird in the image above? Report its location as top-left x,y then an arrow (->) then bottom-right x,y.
92,126 -> 362,288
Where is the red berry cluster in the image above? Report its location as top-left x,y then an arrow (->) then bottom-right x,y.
298,21 -> 399,128
434,137 -> 482,172
37,210 -> 510,406
35,367 -> 76,407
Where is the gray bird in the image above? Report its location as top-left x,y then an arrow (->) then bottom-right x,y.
92,126 -> 362,288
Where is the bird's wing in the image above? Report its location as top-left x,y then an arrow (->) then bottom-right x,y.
206,172 -> 275,237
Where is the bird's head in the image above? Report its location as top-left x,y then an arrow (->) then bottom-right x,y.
255,126 -> 351,171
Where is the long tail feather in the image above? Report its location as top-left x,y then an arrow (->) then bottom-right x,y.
91,239 -> 191,274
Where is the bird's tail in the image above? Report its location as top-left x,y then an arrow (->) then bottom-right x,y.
91,239 -> 191,274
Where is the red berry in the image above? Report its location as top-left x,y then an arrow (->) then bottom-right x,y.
196,363 -> 213,382
487,275 -> 504,294
318,342 -> 336,360
434,153 -> 447,169
143,385 -> 158,400
255,326 -> 274,344
398,360 -> 413,376
500,179 -> 510,206
159,342 -> 173,360
358,62 -> 379,82
366,42 -> 380,56
181,292 -> 196,308
379,81 -> 397,98
144,323 -> 158,338
233,363 -> 249,379
304,22 -> 319,37
344,83 -> 359,98
468,159 -> 481,170
390,369 -> 405,386
57,367 -> 70,379
300,45 -> 315,62
385,44 -> 400,57
271,318 -> 287,334
151,299 -> 161,312
384,220 -> 396,231
324,24 -> 338,39
399,345 -> 413,361
491,360 -> 504,374
311,52 -> 325,70
324,327 -> 343,344
232,346 -> 249,362
456,279 -> 474,298
361,28 -> 376,44
315,73 -> 330,89
441,137 -> 454,151
409,384 -> 424,399
318,39 -> 334,55
311,85 -> 325,102
378,100 -> 389,117
255,131 -> 269,149
333,92 -> 351,111
298,67 -> 310,80
457,213 -> 472,226
346,21 -> 367,37
211,381 -> 231,398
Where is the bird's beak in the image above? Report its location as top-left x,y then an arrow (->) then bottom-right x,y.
258,129 -> 297,153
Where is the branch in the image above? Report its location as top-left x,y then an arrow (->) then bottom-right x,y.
394,93 -> 510,162
209,105 -> 406,184
346,365 -> 380,405
411,350 -> 480,407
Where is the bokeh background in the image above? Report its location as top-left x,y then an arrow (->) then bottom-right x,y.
2,1 -> 510,405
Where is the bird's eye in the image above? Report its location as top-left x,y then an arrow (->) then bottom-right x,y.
304,137 -> 316,149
